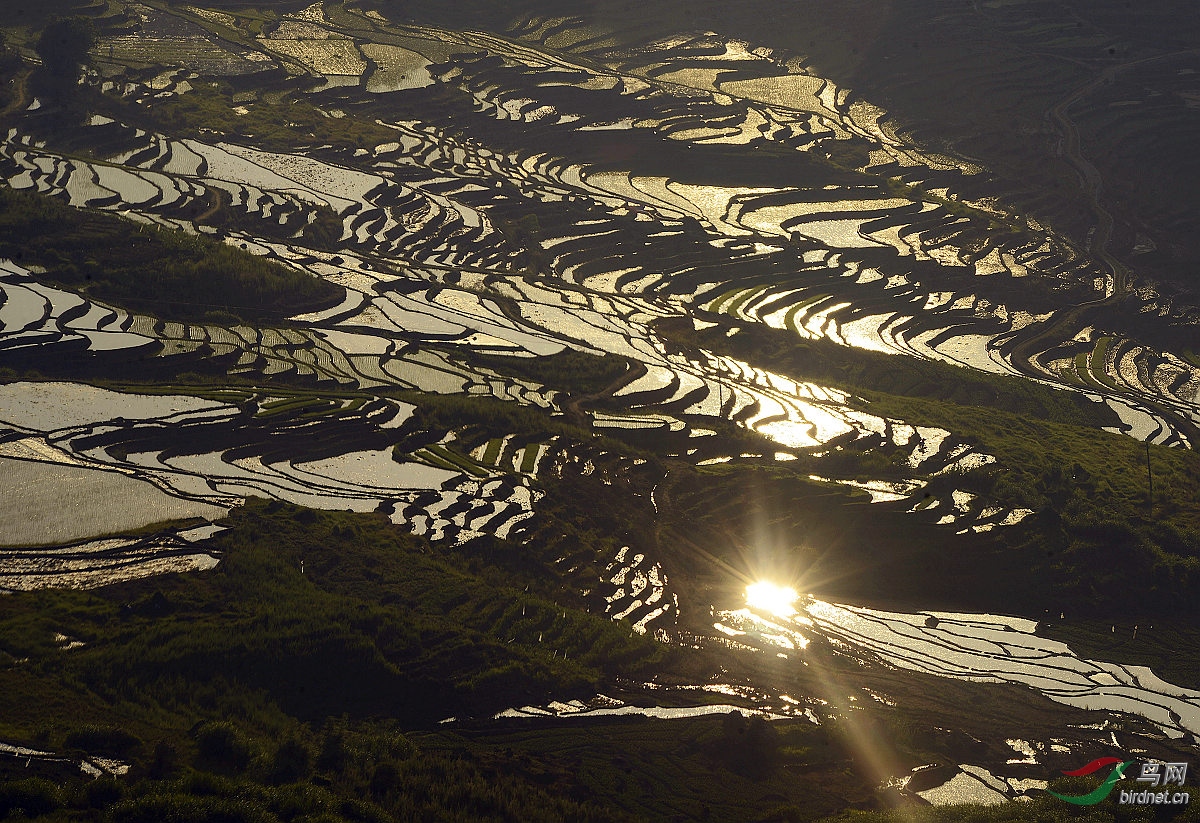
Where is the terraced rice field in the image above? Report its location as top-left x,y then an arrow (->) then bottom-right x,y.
2,0 -> 1199,803
0,0 -> 1190,598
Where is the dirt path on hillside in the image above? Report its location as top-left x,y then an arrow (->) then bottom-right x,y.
0,68 -> 31,122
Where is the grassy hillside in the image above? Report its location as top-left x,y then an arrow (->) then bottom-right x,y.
0,499 -> 881,822
0,500 -> 665,821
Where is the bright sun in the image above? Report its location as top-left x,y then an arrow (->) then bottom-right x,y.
745,582 -> 800,618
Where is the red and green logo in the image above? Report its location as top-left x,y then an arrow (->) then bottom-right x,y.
1049,757 -> 1135,805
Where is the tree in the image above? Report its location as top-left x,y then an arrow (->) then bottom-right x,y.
34,15 -> 95,98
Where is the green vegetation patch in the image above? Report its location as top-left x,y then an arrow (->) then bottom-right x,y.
0,498 -> 664,735
468,348 -> 631,398
93,77 -> 399,155
480,437 -> 504,466
0,186 -> 344,324
254,396 -> 333,417
519,443 -> 541,473
423,443 -> 489,477
414,714 -> 873,823
412,446 -> 461,473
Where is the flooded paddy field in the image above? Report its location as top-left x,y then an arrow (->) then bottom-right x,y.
0,456 -> 224,547
1,0 -> 1199,818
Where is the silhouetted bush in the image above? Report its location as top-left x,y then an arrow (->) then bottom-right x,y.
268,736 -> 313,784
83,775 -> 124,808
147,740 -> 181,779
193,722 -> 255,774
0,778 -> 61,818
108,793 -> 275,823
63,725 -> 142,758
315,729 -> 349,775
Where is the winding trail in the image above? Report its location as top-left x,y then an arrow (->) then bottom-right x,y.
0,68 -> 30,123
